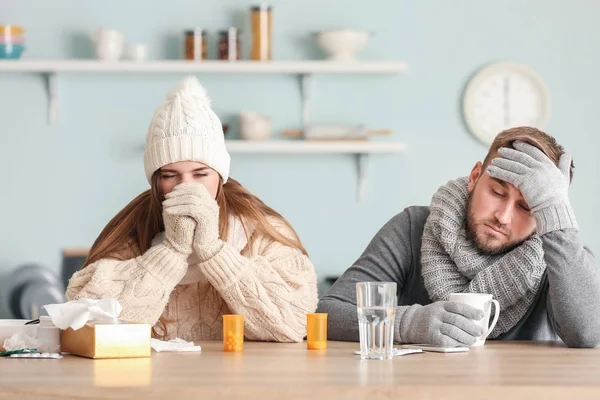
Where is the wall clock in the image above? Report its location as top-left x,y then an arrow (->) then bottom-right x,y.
462,62 -> 551,145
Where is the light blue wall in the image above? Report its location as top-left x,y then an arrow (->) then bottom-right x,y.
1,0 -> 599,316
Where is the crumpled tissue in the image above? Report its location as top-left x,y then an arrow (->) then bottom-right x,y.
2,316 -> 61,353
151,338 -> 201,352
3,332 -> 39,352
42,298 -> 122,331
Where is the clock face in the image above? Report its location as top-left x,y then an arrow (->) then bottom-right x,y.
463,62 -> 551,145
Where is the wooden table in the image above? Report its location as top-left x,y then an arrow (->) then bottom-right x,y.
1,341 -> 600,399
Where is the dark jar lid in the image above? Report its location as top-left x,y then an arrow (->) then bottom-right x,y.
218,29 -> 241,37
251,5 -> 272,11
185,29 -> 207,36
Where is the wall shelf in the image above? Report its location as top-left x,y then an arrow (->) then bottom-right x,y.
0,60 -> 407,126
0,60 -> 408,74
1,60 -> 409,203
225,140 -> 406,153
225,140 -> 407,202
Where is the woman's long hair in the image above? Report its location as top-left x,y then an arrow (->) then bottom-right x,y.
83,172 -> 307,268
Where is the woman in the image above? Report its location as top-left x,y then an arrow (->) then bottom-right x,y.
67,76 -> 318,343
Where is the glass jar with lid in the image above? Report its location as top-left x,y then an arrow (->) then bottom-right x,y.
184,28 -> 207,61
218,28 -> 241,61
250,4 -> 272,60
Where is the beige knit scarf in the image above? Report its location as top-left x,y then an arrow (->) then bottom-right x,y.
420,177 -> 545,337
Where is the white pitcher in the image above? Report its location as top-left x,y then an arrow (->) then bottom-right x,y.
92,27 -> 124,61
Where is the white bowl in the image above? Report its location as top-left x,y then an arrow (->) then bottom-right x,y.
315,30 -> 371,61
240,111 -> 272,141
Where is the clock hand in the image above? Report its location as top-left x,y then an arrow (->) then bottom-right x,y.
503,74 -> 510,126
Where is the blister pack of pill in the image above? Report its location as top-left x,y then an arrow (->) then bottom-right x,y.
9,352 -> 63,359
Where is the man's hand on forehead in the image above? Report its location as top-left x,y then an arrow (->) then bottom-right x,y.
485,140 -> 576,234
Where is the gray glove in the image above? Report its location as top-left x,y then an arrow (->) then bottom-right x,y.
399,302 -> 485,346
487,141 -> 577,235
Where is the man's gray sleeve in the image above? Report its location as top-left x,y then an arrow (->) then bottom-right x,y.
544,229 -> 600,348
316,210 -> 415,342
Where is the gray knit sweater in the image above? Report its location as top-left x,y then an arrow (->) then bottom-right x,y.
317,206 -> 600,348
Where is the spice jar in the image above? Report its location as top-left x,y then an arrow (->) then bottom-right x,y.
218,28 -> 241,61
250,4 -> 272,60
184,28 -> 207,61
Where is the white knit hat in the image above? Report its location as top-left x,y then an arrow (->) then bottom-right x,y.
143,76 -> 230,183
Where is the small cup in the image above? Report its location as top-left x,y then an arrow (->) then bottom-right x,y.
36,316 -> 61,353
306,313 -> 327,350
448,293 -> 500,346
223,314 -> 244,352
126,44 -> 148,61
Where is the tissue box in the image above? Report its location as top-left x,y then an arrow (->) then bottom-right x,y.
60,321 -> 151,359
94,358 -> 152,387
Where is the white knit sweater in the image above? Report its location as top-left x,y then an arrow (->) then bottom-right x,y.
66,218 -> 318,343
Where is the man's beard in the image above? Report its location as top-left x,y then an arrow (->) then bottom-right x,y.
465,192 -> 526,255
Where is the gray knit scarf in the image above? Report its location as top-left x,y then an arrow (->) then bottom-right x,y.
420,177 -> 546,337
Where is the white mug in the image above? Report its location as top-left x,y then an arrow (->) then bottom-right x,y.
92,27 -> 124,61
448,293 -> 500,346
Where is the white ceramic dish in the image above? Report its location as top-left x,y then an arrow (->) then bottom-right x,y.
314,30 -> 371,61
240,111 -> 272,141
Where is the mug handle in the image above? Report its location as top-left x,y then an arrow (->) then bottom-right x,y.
482,300 -> 500,339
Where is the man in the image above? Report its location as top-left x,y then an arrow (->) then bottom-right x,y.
317,127 -> 600,348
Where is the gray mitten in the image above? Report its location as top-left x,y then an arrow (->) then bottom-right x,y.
487,141 -> 577,235
399,302 -> 485,346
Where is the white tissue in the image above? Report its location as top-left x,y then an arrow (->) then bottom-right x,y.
42,299 -> 122,331
3,332 -> 38,352
151,338 -> 201,352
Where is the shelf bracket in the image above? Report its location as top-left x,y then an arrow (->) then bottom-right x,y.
356,153 -> 368,203
299,73 -> 312,130
43,72 -> 58,125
